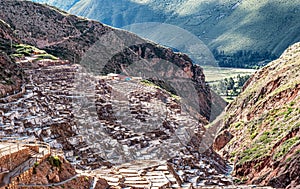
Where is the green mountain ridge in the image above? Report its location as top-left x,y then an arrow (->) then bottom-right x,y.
31,0 -> 300,59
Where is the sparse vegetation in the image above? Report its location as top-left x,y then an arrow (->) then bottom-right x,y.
258,132 -> 271,144
286,157 -> 292,162
12,44 -> 41,57
273,136 -> 300,160
48,156 -> 62,168
236,107 -> 299,165
250,132 -> 258,139
140,79 -> 155,86
35,53 -> 58,61
239,145 -> 265,164
290,101 -> 296,106
34,162 -> 39,167
232,121 -> 244,129
284,107 -> 293,119
234,176 -> 249,184
11,44 -> 58,60
33,162 -> 39,174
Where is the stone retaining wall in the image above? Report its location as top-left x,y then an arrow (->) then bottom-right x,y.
4,153 -> 50,189
0,148 -> 30,172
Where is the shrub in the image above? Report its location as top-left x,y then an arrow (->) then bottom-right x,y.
48,156 -> 62,168
34,162 -> 39,167
286,157 -> 292,162
284,107 -> 293,118
258,132 -> 271,143
250,132 -> 258,139
274,136 -> 299,160
290,101 -> 295,106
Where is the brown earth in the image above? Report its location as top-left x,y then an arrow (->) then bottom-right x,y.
18,156 -> 109,189
0,20 -> 23,98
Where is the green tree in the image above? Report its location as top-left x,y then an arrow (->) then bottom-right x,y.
228,77 -> 235,90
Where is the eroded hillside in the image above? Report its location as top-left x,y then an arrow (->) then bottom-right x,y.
213,42 -> 300,188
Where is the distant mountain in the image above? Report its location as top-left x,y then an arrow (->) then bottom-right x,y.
31,0 -> 300,66
35,0 -> 80,10
213,42 -> 300,188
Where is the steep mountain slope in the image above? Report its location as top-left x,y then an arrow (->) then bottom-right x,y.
0,20 -> 23,98
209,0 -> 300,54
32,0 -> 300,57
0,0 -> 226,121
213,42 -> 300,188
0,51 -> 23,98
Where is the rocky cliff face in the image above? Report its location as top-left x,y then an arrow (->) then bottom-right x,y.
0,20 -> 23,98
0,19 -> 19,47
213,42 -> 300,188
0,52 -> 23,98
